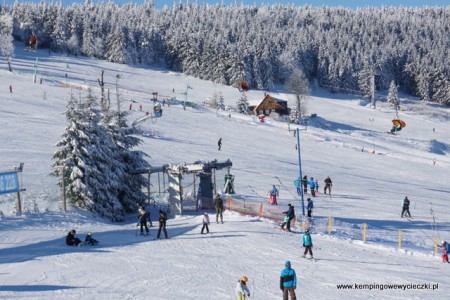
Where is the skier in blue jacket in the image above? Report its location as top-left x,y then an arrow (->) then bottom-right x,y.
280,260 -> 297,300
308,177 -> 316,197
302,229 -> 313,259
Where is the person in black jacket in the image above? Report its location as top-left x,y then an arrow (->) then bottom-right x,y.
401,196 -> 411,218
157,210 -> 168,239
324,176 -> 333,195
302,175 -> 308,194
137,206 -> 149,235
214,193 -> 224,224
66,229 -> 82,246
281,204 -> 295,232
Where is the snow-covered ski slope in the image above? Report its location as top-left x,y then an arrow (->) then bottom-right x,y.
1,43 -> 449,299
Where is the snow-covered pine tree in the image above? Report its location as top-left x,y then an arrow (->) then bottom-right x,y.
387,80 -> 400,115
103,96 -> 150,213
82,89 -> 125,221
0,14 -> 14,72
53,90 -> 125,221
430,69 -> 450,106
53,92 -> 93,211
218,92 -> 226,111
236,92 -> 250,114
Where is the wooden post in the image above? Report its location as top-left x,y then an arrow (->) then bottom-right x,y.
398,230 -> 403,249
363,223 -> 367,242
259,203 -> 263,218
16,191 -> 22,213
62,168 -> 66,212
435,236 -> 439,254
328,216 -> 332,235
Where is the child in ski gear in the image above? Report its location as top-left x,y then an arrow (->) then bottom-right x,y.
157,210 -> 168,239
84,232 -> 99,245
214,193 -> 224,223
280,260 -> 297,300
441,240 -> 450,263
315,179 -> 319,193
308,177 -> 316,197
324,176 -> 332,195
66,230 -> 82,246
294,177 -> 302,196
302,229 -> 313,259
302,175 -> 308,194
235,276 -> 250,300
201,212 -> 210,234
401,196 -> 411,218
307,198 -> 314,218
218,138 -> 222,150
281,204 -> 295,232
138,206 -> 149,235
270,185 -> 279,205
281,213 -> 290,230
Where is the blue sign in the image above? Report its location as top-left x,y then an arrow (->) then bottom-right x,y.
0,171 -> 19,195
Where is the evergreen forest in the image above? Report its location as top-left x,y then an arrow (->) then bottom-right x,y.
1,2 -> 449,104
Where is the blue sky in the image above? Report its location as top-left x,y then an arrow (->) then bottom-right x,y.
3,0 -> 449,9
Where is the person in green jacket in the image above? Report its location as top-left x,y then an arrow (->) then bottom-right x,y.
302,229 -> 313,259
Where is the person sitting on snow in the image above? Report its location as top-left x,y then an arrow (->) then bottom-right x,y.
66,229 -> 82,246
84,232 -> 99,245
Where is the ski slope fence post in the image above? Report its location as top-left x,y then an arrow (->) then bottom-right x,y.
363,223 -> 367,242
227,195 -> 231,211
398,230 -> 403,249
435,236 -> 439,254
327,216 -> 332,235
259,203 -> 263,218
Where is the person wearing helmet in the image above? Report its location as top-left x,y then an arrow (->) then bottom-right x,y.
302,229 -> 313,259
84,232 -> 99,246
235,276 -> 250,300
201,212 -> 210,234
280,261 -> 297,300
66,229 -> 82,246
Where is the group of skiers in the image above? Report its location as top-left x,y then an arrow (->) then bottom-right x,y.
137,205 -> 168,239
236,259 -> 302,300
198,193 -> 224,235
294,175 -> 333,197
235,259 -> 303,300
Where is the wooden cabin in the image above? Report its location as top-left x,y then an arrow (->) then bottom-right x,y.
249,94 -> 289,116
